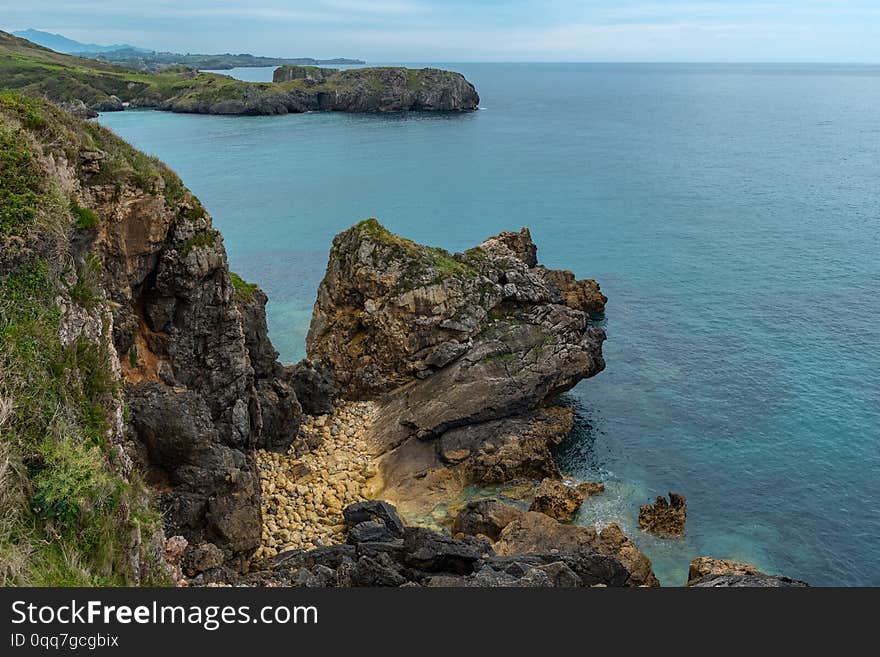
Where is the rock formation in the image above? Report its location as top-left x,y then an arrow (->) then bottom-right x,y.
305,219 -> 607,516
529,478 -> 586,522
687,557 -> 808,587
236,500 -> 649,587
577,481 -> 606,497
108,193 -> 301,572
639,492 -> 687,536
0,94 -> 302,577
452,499 -> 659,587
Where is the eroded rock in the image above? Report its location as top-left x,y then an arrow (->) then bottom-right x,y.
454,499 -> 659,587
686,556 -> 807,587
639,492 -> 687,536
529,478 -> 585,522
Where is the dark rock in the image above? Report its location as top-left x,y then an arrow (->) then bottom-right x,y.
180,542 -> 225,577
128,382 -> 260,565
342,500 -> 405,537
347,519 -> 399,544
292,564 -> 338,587
403,527 -> 489,574
355,540 -> 407,562
452,499 -> 524,541
289,359 -> 337,415
351,554 -> 408,587
686,556 -> 808,587
639,492 -> 687,536
690,573 -> 808,587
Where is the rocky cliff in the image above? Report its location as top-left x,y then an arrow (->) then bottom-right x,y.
0,93 -> 804,588
0,93 -> 300,582
306,219 -> 607,514
270,66 -> 481,112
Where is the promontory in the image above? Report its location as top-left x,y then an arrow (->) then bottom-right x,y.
0,30 -> 480,117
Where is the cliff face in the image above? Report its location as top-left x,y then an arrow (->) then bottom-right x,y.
0,93 -> 298,580
306,219 -> 607,514
271,66 -> 481,112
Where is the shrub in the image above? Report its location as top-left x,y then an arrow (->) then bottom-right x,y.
0,127 -> 41,236
70,200 -> 99,230
230,271 -> 257,303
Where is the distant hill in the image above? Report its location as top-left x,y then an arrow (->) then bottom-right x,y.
10,28 -> 363,71
12,28 -> 147,54
85,48 -> 366,71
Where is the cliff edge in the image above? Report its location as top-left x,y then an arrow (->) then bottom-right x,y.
0,93 -> 299,583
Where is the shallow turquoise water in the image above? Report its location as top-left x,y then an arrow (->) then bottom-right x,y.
99,63 -> 880,586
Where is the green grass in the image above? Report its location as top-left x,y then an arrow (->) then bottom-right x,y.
352,218 -> 478,291
230,272 -> 258,303
68,252 -> 103,309
70,200 -> 99,230
0,91 -> 46,129
0,126 -> 42,236
0,255 -> 163,586
179,230 -> 218,256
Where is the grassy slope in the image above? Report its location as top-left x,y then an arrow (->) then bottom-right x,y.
0,92 -> 170,585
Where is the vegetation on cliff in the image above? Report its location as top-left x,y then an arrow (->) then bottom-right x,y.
0,30 -> 479,116
0,94 -> 167,585
84,49 -> 365,72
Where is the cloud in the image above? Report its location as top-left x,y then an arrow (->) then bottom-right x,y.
3,0 -> 879,62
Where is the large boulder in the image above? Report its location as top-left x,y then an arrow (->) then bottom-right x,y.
343,500 -> 406,536
289,359 -> 337,415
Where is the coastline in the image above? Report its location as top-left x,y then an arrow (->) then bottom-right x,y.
0,75 -> 832,584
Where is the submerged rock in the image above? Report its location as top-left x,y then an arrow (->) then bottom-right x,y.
639,492 -> 687,536
576,481 -> 606,497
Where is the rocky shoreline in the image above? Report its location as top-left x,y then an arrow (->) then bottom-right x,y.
0,94 -> 806,587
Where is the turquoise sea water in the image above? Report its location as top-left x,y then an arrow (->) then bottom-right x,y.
99,64 -> 880,586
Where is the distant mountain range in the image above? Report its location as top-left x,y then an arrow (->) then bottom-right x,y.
10,28 -> 364,70
12,28 -> 149,54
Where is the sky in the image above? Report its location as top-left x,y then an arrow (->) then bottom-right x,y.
2,0 -> 879,63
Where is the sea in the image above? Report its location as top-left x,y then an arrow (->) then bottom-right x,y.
98,63 -> 880,586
